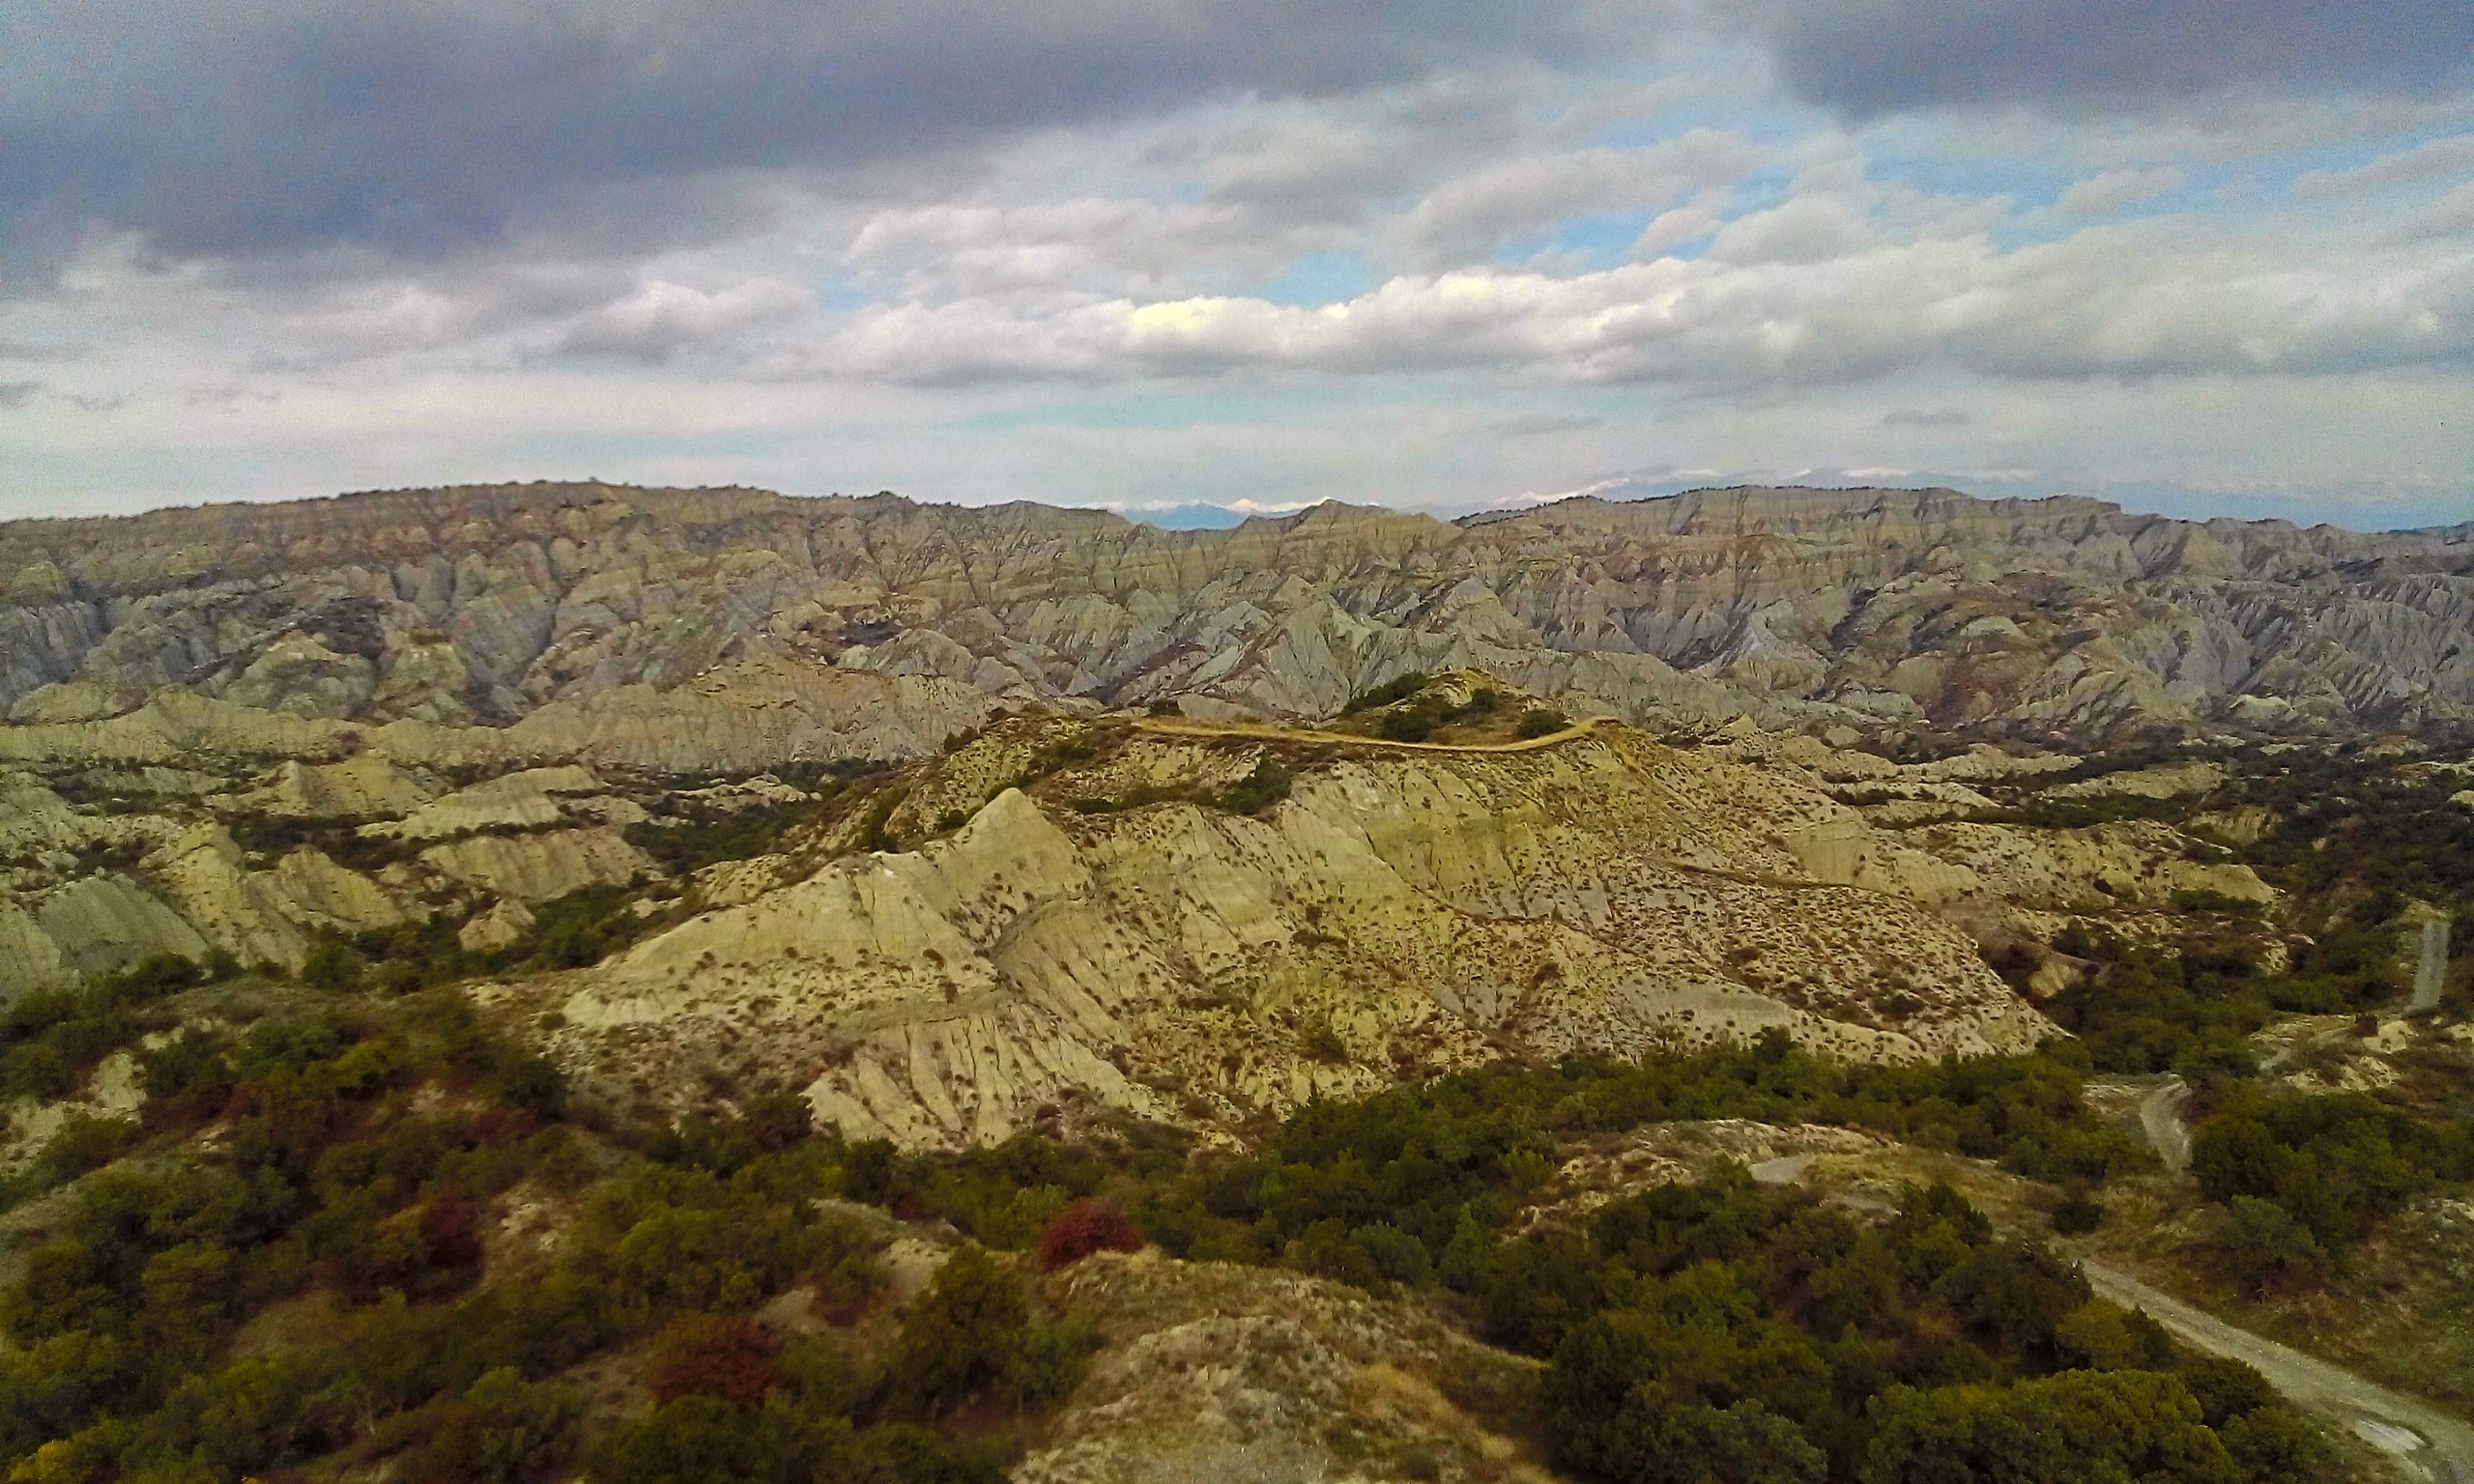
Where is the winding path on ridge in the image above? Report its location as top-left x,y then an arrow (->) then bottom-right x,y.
1130,714 -> 1609,753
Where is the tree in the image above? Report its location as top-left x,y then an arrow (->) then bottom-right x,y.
2050,1185 -> 2104,1235
890,1247 -> 1031,1414
2211,1197 -> 2324,1295
299,940 -> 366,990
888,1247 -> 1090,1417
412,1368 -> 582,1484
2191,1117 -> 2290,1206
1861,1372 -> 2240,1484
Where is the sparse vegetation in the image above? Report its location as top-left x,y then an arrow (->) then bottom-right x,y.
1516,706 -> 1568,738
1341,671 -> 1432,713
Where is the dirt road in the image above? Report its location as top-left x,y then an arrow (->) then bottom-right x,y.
1748,1153 -> 2474,1480
1130,714 -> 1606,754
2081,1262 -> 2474,1483
2140,1078 -> 2193,1173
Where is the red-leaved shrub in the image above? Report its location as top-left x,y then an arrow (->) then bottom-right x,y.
1036,1198 -> 1142,1271
647,1313 -> 782,1409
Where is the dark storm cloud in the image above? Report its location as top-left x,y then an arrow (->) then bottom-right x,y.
1756,0 -> 2474,117
0,0 -> 1603,271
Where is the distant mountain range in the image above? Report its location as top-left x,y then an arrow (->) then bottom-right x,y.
3,481 -> 2469,758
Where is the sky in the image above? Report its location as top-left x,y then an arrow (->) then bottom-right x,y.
1,1 -> 2470,529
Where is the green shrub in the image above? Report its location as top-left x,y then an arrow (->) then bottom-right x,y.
888,1247 -> 1090,1417
2050,1185 -> 2105,1235
1215,758 -> 1293,815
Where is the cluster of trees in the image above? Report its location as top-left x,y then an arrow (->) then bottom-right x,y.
853,1037 -> 2143,1290
303,881 -> 669,992
2192,1084 -> 2474,1292
1340,672 -> 1434,713
0,953 -> 259,1204
2044,745 -> 2474,1079
1511,1171 -> 2321,1483
581,1241 -> 1078,1484
2226,751 -> 2474,913
2049,935 -> 2312,1079
1062,756 -> 1295,820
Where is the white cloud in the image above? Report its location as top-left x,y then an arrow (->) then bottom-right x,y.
1390,129 -> 1759,261
806,213 -> 2474,388
553,277 -> 816,361
2292,133 -> 2474,196
2057,166 -> 2184,215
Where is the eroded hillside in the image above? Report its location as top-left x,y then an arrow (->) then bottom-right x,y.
4,480 -> 2469,749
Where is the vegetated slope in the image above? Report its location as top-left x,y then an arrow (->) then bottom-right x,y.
2,480 -> 2468,750
0,949 -> 2342,1484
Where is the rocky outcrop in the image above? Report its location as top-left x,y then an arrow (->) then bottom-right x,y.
548,721 -> 2057,1148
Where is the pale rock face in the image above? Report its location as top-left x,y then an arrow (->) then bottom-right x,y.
552,728 -> 2056,1150
459,897 -> 537,955
0,904 -> 72,997
0,780 -> 134,854
419,825 -> 649,901
1905,819 -> 2275,910
30,874 -> 210,980
150,825 -> 411,970
216,633 -> 378,718
2045,761 -> 2227,801
0,661 -> 990,779
244,755 -> 440,818
369,763 -> 604,841
2190,805 -> 2278,844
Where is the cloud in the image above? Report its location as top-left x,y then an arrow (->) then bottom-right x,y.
1391,130 -> 1759,262
2057,166 -> 2184,215
1485,412 -> 1604,436
1751,0 -> 2474,118
2293,134 -> 2474,196
550,278 -> 816,361
844,197 -> 1280,297
1882,407 -> 1970,427
0,0 -> 1607,272
807,214 -> 2474,387
0,380 -> 40,407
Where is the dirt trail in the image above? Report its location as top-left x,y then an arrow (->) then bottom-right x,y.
2140,1078 -> 2193,1173
2081,1262 -> 2474,1484
1131,714 -> 1607,754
